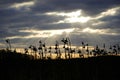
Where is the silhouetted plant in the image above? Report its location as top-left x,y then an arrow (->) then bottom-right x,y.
108,45 -> 112,54
48,46 -> 52,59
103,43 -> 105,48
29,45 -> 33,54
61,38 -> 68,59
61,37 -> 72,59
32,46 -> 37,59
67,37 -> 72,59
81,42 -> 85,56
38,40 -> 43,59
113,45 -> 117,55
55,41 -> 61,59
92,45 -> 99,56
69,48 -> 75,58
109,45 -> 112,50
42,43 -> 47,59
117,44 -> 120,54
29,45 -> 37,59
86,43 -> 89,57
5,39 -> 11,51
82,42 -> 85,48
3,37 -> 120,60
24,48 -> 28,54
77,49 -> 84,58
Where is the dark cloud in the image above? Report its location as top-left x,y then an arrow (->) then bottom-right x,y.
0,0 -> 120,48
92,13 -> 120,30
32,0 -> 120,15
0,0 -> 33,4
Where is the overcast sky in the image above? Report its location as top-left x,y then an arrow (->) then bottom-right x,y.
0,0 -> 120,48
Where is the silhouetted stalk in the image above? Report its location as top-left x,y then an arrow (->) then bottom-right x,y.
48,46 -> 52,59
43,43 -> 47,59
55,41 -> 61,59
95,45 -> 99,56
24,48 -> 28,54
5,39 -> 11,51
61,38 -> 68,59
38,40 -> 43,59
67,37 -> 71,59
81,42 -> 85,57
109,45 -> 112,54
29,45 -> 33,55
57,42 -> 61,59
113,45 -> 117,55
72,48 -> 75,58
55,41 -> 58,58
78,49 -> 83,58
117,44 -> 120,54
32,46 -> 37,59
103,43 -> 105,49
29,45 -> 37,59
86,44 -> 89,57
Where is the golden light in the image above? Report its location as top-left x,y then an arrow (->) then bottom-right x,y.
66,16 -> 90,23
20,28 -> 74,37
46,10 -> 91,24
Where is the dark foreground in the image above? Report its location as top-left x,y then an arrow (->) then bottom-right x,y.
0,52 -> 120,80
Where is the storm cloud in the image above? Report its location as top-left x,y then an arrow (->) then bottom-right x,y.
0,0 -> 120,48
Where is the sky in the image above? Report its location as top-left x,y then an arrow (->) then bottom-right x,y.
0,0 -> 120,48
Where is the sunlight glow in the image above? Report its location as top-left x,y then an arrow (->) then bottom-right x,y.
82,28 -> 118,35
66,16 -> 90,23
10,1 -> 34,9
6,28 -> 74,39
82,28 -> 103,33
46,10 -> 91,23
92,21 -> 105,26
95,7 -> 120,19
0,43 -> 5,47
46,10 -> 82,17
19,28 -> 74,36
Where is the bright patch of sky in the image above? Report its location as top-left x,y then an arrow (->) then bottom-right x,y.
94,7 -> 120,19
81,28 -> 118,35
6,28 -> 74,39
46,10 -> 91,23
10,1 -> 35,10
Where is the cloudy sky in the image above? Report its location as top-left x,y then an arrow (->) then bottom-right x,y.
0,0 -> 120,48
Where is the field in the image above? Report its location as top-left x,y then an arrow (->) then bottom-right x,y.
0,50 -> 120,80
